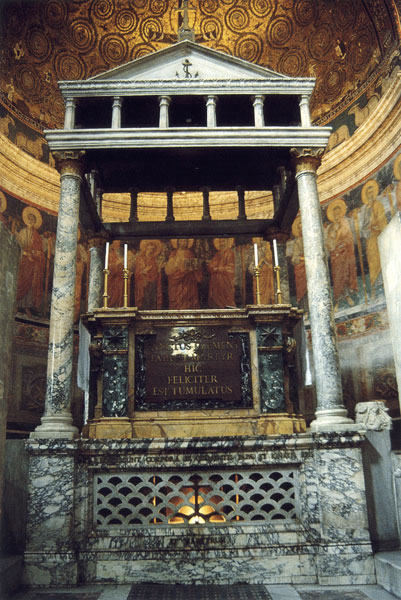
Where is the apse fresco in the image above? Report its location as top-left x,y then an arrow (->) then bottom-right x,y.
0,101 -> 51,165
105,236 -> 273,310
288,150 -> 401,317
287,149 -> 401,419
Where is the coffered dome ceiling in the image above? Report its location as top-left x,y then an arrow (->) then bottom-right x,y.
0,0 -> 400,131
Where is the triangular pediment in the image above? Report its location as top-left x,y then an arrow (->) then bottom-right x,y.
89,40 -> 290,82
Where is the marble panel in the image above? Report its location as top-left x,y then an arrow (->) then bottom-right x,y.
24,433 -> 374,587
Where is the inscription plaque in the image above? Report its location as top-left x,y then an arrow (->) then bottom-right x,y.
135,327 -> 252,411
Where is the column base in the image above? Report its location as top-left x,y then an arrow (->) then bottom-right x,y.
30,413 -> 79,439
310,408 -> 355,432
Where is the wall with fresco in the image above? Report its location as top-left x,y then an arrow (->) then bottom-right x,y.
2,147 -> 401,432
287,149 -> 401,420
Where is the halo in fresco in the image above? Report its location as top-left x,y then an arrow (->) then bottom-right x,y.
170,238 -> 194,248
361,179 -> 379,203
0,191 -> 7,213
139,239 -> 163,255
392,154 -> 401,180
22,206 -> 42,228
326,197 -> 347,222
213,237 -> 234,249
291,215 -> 302,237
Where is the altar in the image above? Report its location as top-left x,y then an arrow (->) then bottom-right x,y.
23,27 -> 375,589
83,305 -> 305,439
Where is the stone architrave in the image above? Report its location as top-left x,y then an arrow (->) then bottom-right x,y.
31,151 -> 85,439
292,148 -> 353,430
379,212 -> 401,412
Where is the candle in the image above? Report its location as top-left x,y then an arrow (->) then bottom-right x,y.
104,242 -> 109,269
254,242 -> 259,267
273,239 -> 279,267
124,243 -> 127,269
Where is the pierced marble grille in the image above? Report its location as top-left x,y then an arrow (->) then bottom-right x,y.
94,469 -> 298,528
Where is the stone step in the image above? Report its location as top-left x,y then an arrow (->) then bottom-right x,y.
375,551 -> 401,598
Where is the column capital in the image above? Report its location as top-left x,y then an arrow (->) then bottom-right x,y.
53,150 -> 86,177
290,147 -> 324,175
252,94 -> 265,104
158,95 -> 171,104
87,229 -> 109,249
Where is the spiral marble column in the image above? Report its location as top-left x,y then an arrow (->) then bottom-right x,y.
292,148 -> 353,430
32,151 -> 85,439
87,232 -> 107,311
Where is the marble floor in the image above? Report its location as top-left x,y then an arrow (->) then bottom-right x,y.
9,584 -> 400,600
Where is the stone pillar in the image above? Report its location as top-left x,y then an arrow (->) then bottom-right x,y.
87,232 -> 107,312
206,95 -> 217,128
111,96 -> 122,129
31,151 -> 85,439
64,97 -> 76,130
253,95 -> 265,128
158,95 -> 171,128
292,148 -> 352,430
299,94 -> 311,127
0,224 -> 19,536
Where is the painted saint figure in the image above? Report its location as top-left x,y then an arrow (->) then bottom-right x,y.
208,238 -> 236,308
107,240 -> 125,308
165,238 -> 202,309
258,240 -> 275,305
325,198 -> 358,310
359,179 -> 387,299
134,239 -> 163,309
16,206 -> 46,315
287,216 -> 307,306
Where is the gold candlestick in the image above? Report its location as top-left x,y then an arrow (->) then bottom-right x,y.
254,265 -> 261,305
274,265 -> 282,304
123,268 -> 129,308
102,268 -> 109,309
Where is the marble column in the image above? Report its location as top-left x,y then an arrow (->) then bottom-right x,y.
291,148 -> 352,430
87,232 -> 107,312
158,95 -> 171,128
206,95 -> 217,128
253,95 -> 265,128
111,96 -> 122,129
299,94 -> 312,127
64,97 -> 76,130
31,151 -> 85,439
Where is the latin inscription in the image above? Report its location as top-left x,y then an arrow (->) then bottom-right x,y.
137,327 -> 247,410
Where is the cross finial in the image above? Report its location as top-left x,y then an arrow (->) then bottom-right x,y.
175,0 -> 196,42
